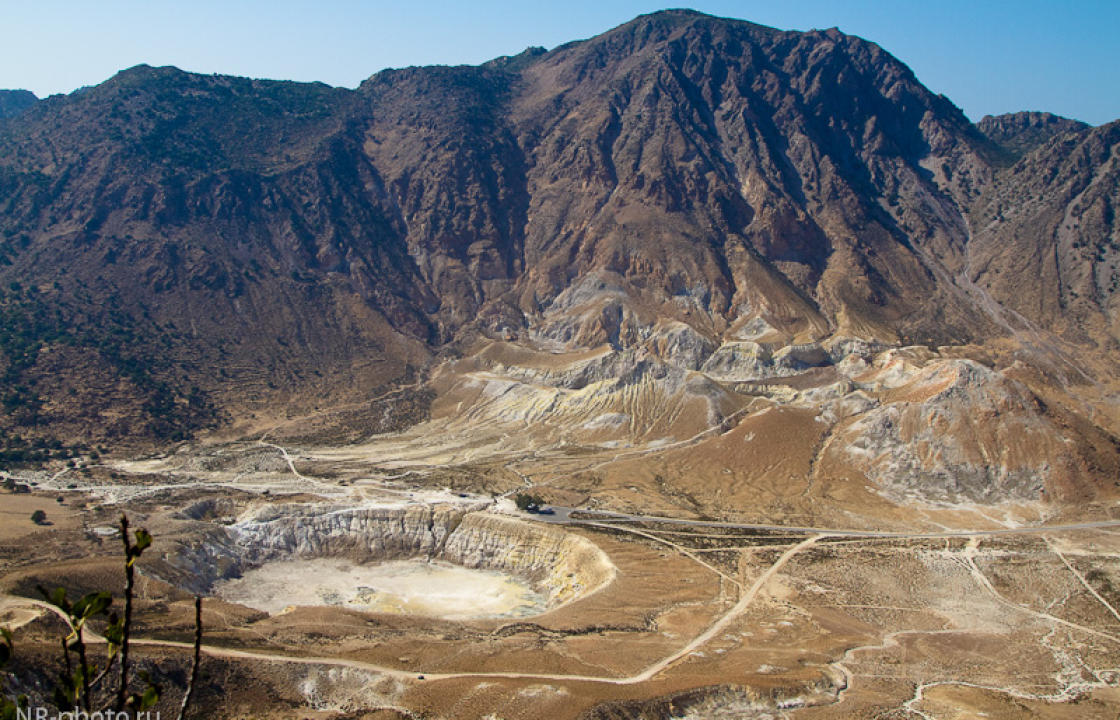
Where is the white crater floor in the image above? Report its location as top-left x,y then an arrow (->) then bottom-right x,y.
213,558 -> 548,619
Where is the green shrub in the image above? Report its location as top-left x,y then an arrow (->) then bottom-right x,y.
514,493 -> 545,512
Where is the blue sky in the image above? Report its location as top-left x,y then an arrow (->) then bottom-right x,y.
3,0 -> 1118,125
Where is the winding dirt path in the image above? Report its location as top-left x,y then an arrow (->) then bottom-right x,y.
7,516 -> 1119,719
623,533 -> 825,684
257,440 -> 310,481
1046,536 -> 1120,625
963,537 -> 1120,644
0,534 -> 825,687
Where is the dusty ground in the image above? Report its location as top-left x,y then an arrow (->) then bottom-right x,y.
0,490 -> 81,541
3,465 -> 1118,719
213,558 -> 548,619
2,339 -> 1120,718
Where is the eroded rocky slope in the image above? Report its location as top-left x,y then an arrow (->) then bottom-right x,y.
0,10 -> 1117,510
969,120 -> 1120,351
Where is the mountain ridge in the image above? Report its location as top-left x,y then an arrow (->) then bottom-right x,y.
0,89 -> 37,119
0,10 -> 1116,482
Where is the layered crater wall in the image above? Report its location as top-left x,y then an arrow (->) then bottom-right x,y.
158,503 -> 616,613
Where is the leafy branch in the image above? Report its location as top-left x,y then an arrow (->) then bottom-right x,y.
0,514 -> 203,718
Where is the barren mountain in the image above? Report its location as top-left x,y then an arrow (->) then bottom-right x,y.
0,9 -> 1117,505
969,120 -> 1120,351
5,12 -> 1120,720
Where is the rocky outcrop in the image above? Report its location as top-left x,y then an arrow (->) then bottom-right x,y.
830,359 -> 1060,503
701,342 -> 781,381
977,111 -> 1089,162
701,341 -> 835,382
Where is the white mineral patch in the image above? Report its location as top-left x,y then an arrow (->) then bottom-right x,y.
213,558 -> 547,619
583,412 -> 629,429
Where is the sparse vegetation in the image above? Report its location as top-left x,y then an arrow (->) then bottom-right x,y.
29,509 -> 46,525
0,515 -> 202,718
0,285 -> 219,458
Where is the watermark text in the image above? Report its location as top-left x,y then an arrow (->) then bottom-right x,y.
18,709 -> 160,720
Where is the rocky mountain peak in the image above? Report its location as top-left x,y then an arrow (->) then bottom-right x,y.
0,12 -> 1115,460
977,110 -> 1090,161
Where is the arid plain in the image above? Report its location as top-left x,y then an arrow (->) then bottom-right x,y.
4,331 -> 1120,719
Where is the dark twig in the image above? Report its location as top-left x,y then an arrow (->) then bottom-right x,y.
175,596 -> 203,720
114,515 -> 135,712
73,626 -> 91,712
87,650 -> 117,693
59,636 -> 74,710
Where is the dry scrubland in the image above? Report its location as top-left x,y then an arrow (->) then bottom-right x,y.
2,334 -> 1120,719
1,8 -> 1119,719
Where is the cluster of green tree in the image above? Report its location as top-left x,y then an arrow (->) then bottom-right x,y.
514,492 -> 546,513
0,431 -> 91,465
1,478 -> 30,493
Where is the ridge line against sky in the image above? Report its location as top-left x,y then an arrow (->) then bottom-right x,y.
3,0 -> 1119,126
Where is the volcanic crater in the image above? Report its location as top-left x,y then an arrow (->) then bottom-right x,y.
157,501 -> 617,620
